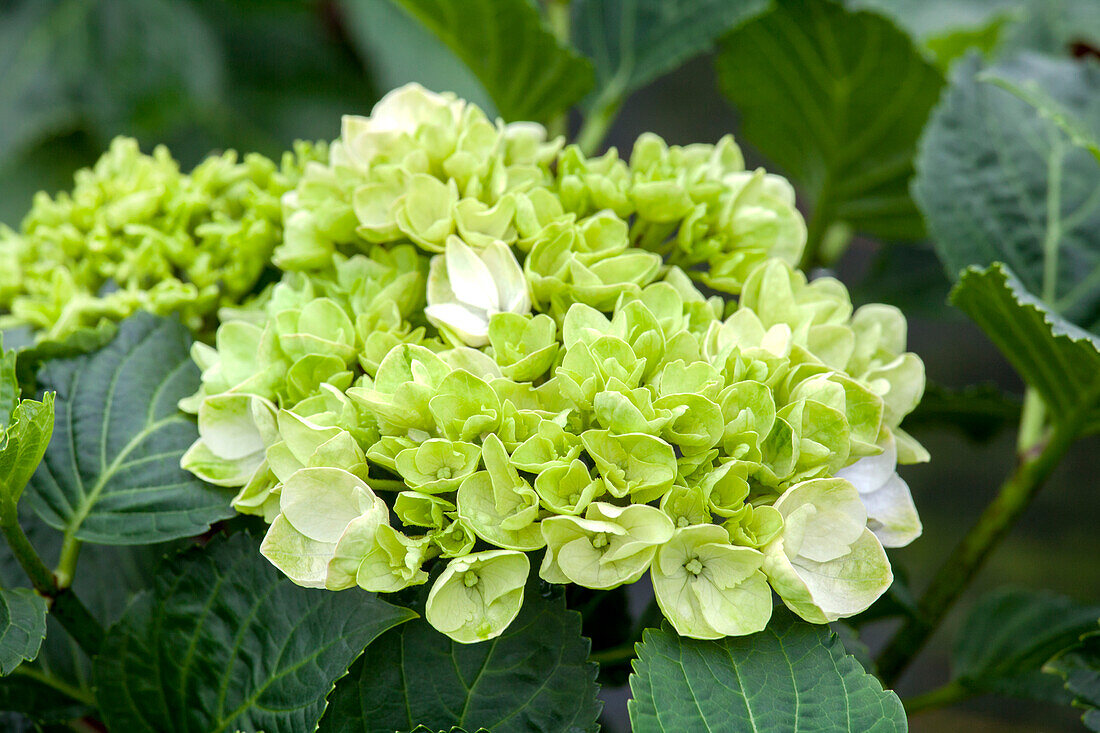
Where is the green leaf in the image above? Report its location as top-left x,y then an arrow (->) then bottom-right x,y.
716,0 -> 944,255
94,531 -> 416,733
916,53 -> 1100,331
573,0 -> 769,115
847,0 -> 1021,70
338,0 -> 495,115
628,608 -> 906,732
12,320 -> 118,398
376,0 -> 593,122
949,264 -> 1100,433
0,589 -> 47,676
25,313 -> 234,545
319,580 -> 601,733
902,382 -> 1022,442
1045,627 -> 1100,731
0,344 -> 16,430
952,588 -> 1100,703
0,395 -> 54,520
0,508 -> 181,721
984,71 -> 1100,165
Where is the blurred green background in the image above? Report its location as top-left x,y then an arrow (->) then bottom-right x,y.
2,0 -> 1098,730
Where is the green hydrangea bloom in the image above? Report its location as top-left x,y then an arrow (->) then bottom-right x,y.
0,137 -> 324,339
173,83 -> 927,642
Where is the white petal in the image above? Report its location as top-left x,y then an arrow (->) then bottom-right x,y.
425,303 -> 491,346
836,437 -> 897,494
478,241 -> 530,314
445,238 -> 499,311
862,474 -> 922,548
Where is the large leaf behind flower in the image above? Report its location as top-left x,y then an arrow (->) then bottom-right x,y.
94,531 -> 415,733
717,0 -> 944,248
628,608 -> 905,732
320,580 -> 601,733
25,313 -> 234,544
574,0 -> 769,118
362,0 -> 593,123
916,53 -> 1100,331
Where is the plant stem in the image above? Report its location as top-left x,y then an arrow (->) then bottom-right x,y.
1016,388 -> 1047,454
798,184 -> 835,271
576,95 -> 622,155
903,680 -> 973,715
2,518 -> 60,594
0,520 -> 104,656
545,0 -> 572,140
55,533 -> 82,590
875,415 -> 1080,685
12,665 -> 95,707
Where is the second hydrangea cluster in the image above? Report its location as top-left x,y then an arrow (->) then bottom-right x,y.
178,84 -> 926,643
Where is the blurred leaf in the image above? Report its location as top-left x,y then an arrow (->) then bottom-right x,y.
629,609 -> 905,732
188,0 -> 377,155
924,12 -> 1015,71
339,0 -> 494,114
25,314 -> 234,545
0,589 -> 47,676
953,588 -> 1100,703
950,264 -> 1100,435
369,0 -> 593,122
574,0 -> 769,117
915,53 -> 1100,331
985,71 -> 1100,164
94,531 -> 416,733
717,0 -> 944,259
1045,627 -> 1100,731
851,242 -> 955,320
320,580 -> 601,733
0,0 -> 86,168
1002,0 -> 1100,59
903,382 -> 1022,442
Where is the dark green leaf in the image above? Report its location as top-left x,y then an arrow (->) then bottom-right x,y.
0,395 -> 54,519
339,0 -> 494,115
25,313 -> 234,544
94,531 -> 416,733
0,507 -> 182,721
903,382 -> 1022,442
949,264 -> 1100,433
320,580 -> 601,733
717,0 -> 944,253
953,588 -> 1100,703
1045,627 -> 1100,731
376,0 -> 594,122
574,0 -> 769,116
0,589 -> 47,676
12,320 -> 118,398
916,53 -> 1100,331
628,608 -> 906,732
